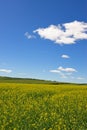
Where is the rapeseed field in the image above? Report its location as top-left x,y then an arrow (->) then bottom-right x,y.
0,83 -> 87,130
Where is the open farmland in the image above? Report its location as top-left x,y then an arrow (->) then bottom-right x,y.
0,82 -> 87,130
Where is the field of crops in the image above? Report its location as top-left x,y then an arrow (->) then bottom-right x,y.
0,83 -> 87,130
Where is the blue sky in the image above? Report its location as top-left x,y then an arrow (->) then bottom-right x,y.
0,0 -> 87,83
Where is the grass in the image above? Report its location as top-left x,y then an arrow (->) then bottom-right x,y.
0,76 -> 56,84
0,82 -> 87,130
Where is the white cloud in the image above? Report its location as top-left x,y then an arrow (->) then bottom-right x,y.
61,54 -> 70,59
24,32 -> 36,39
58,66 -> 77,72
50,70 -> 61,73
0,69 -> 12,73
34,21 -> 87,44
50,67 -> 86,81
50,66 -> 77,78
77,77 -> 85,80
50,69 -> 67,78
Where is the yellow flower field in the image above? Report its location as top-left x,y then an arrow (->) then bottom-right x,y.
0,83 -> 87,130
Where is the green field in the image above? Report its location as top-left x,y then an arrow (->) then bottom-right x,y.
0,81 -> 87,129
